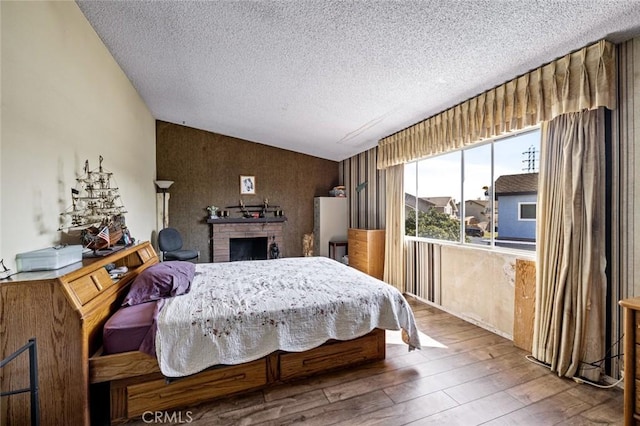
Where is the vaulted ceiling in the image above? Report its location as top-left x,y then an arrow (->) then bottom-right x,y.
77,1 -> 640,161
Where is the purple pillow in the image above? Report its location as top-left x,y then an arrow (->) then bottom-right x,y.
122,261 -> 195,306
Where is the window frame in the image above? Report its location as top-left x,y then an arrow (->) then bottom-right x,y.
404,127 -> 540,254
518,202 -> 537,221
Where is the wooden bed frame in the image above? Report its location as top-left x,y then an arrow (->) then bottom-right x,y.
1,242 -> 386,425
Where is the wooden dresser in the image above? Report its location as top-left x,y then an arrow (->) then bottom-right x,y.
620,297 -> 640,425
348,228 -> 385,280
0,242 -> 156,426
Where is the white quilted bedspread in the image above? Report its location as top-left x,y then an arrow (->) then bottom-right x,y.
155,256 -> 421,377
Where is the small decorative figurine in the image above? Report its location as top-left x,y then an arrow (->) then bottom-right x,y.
269,235 -> 280,259
206,205 -> 219,219
302,233 -> 314,257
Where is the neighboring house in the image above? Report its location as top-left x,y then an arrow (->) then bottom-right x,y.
461,199 -> 492,230
405,194 -> 458,218
422,196 -> 458,218
494,172 -> 539,241
405,193 -> 433,213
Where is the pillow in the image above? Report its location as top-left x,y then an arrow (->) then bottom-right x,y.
122,261 -> 195,306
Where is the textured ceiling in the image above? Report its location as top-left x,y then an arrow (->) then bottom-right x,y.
77,1 -> 640,161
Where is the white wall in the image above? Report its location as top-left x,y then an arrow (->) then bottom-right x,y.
1,2 -> 156,271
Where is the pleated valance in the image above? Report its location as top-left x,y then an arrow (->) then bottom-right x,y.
377,40 -> 616,169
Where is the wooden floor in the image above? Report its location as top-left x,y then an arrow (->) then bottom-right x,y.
123,296 -> 623,425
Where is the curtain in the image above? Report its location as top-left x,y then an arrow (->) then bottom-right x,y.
383,164 -> 405,292
377,40 -> 615,170
532,108 -> 606,380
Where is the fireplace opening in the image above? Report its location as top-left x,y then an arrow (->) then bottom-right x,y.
230,237 -> 268,261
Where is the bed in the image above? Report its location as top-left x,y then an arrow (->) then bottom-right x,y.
12,242 -> 418,424
102,257 -> 420,377
91,253 -> 420,422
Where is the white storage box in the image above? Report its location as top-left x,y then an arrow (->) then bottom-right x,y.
16,245 -> 83,272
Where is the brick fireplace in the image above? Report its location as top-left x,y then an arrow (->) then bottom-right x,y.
208,218 -> 285,262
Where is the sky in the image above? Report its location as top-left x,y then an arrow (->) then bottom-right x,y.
405,129 -> 541,201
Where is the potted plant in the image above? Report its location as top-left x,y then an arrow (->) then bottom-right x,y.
206,205 -> 219,219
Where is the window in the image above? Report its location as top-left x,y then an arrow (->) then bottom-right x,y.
405,151 -> 461,241
405,128 -> 540,252
463,143 -> 492,245
519,202 -> 537,220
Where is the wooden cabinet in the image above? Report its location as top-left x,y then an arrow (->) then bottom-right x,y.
348,228 -> 385,280
620,297 -> 640,425
0,242 -> 157,426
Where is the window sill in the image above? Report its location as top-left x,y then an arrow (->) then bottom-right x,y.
404,235 -> 536,260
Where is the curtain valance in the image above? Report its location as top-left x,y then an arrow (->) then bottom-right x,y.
377,40 -> 616,170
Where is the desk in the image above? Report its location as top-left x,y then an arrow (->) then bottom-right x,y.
328,240 -> 348,261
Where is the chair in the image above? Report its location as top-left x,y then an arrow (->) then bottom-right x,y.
1,338 -> 39,426
157,228 -> 199,262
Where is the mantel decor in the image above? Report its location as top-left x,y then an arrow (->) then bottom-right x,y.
218,198 -> 284,219
206,205 -> 219,219
206,217 -> 287,224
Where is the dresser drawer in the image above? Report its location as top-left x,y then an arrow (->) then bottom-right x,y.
126,360 -> 267,417
279,330 -> 384,381
68,267 -> 114,306
634,313 -> 640,344
348,239 -> 367,255
348,228 -> 370,242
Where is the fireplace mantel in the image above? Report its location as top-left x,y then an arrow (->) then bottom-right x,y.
207,217 -> 287,225
207,218 -> 286,262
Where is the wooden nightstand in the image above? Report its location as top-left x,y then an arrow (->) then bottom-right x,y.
620,297 -> 640,425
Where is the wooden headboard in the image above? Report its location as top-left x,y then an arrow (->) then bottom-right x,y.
0,242 -> 158,426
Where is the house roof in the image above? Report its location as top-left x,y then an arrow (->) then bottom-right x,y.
495,173 -> 539,196
465,199 -> 489,208
422,196 -> 456,208
405,194 -> 458,213
76,1 -> 640,161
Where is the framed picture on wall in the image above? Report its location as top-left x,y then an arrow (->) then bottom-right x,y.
240,175 -> 255,194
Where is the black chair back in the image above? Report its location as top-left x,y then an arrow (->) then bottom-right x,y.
158,227 -> 183,252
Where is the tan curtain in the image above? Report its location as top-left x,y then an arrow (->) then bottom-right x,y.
383,164 -> 405,292
532,108 -> 606,380
377,40 -> 616,170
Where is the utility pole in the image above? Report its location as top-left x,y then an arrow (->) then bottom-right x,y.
522,145 -> 539,172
